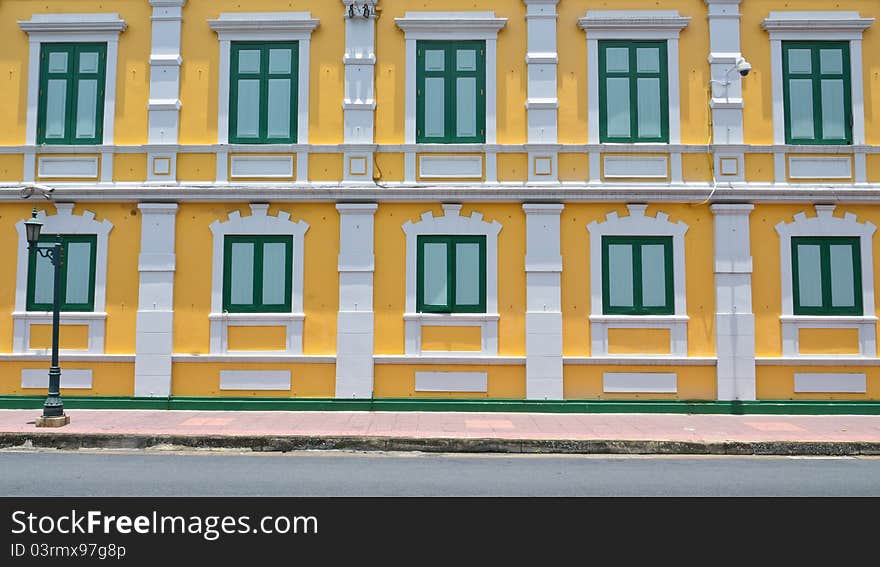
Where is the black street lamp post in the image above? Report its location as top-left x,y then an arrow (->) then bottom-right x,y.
24,208 -> 70,427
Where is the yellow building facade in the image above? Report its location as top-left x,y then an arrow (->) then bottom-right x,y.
1,0 -> 878,410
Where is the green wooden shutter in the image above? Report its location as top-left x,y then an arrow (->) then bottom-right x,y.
37,43 -> 106,145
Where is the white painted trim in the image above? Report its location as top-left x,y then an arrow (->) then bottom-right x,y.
22,368 -> 93,390
208,204 -> 309,354
794,372 -> 866,393
37,157 -> 100,179
415,371 -> 488,393
763,12 -> 873,147
13,203 -> 112,354
788,155 -> 853,180
1,353 -> 133,363
219,370 -> 291,391
603,372 -> 677,393
775,205 -> 877,357
579,11 -> 689,145
401,205 -> 502,356
756,357 -> 880,366
418,155 -> 483,179
375,354 -> 523,365
209,13 -> 319,146
173,353 -> 334,364
603,155 -> 669,179
396,12 -> 506,151
19,13 -> 127,148
229,155 -> 295,179
565,356 -> 715,366
12,312 -> 108,356
586,204 -> 689,356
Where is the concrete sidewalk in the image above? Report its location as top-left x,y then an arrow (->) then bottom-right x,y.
1,409 -> 879,455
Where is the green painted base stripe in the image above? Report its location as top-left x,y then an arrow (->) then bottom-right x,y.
0,396 -> 879,414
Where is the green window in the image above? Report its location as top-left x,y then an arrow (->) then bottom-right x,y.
229,42 -> 299,144
417,235 -> 486,313
599,41 -> 669,143
792,237 -> 861,315
223,236 -> 293,313
782,41 -> 852,145
416,41 -> 486,144
27,235 -> 97,312
37,43 -> 107,145
602,236 -> 674,315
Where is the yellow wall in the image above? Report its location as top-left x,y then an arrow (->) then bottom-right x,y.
179,0 -> 342,146
172,362 -> 335,397
756,366 -> 880,400
561,203 -> 716,357
0,362 -> 134,396
0,0 -> 151,146
172,203 -> 338,355
564,365 -> 717,400
752,204 -> 880,357
374,364 -> 525,398
374,203 -> 525,356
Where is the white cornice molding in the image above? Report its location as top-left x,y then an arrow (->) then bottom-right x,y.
208,12 -> 320,34
761,11 -> 874,34
395,11 -> 507,38
18,13 -> 127,34
150,0 -> 186,7
578,11 -> 690,33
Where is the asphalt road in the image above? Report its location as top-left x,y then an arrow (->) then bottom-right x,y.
2,450 -> 879,496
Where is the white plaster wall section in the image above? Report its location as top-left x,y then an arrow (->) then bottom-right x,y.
220,370 -> 291,391
336,203 -> 378,399
22,369 -> 93,390
793,373 -> 867,394
208,204 -> 309,354
19,13 -> 127,151
402,204 -> 502,356
418,155 -> 484,179
603,155 -> 669,179
134,203 -> 178,398
712,203 -> 756,401
603,372 -> 678,393
524,203 -> 564,400
788,156 -> 853,180
147,0 -> 186,182
586,204 -> 689,356
775,205 -> 877,357
706,0 -> 745,168
342,1 -> 378,184
524,1 -> 560,183
229,155 -> 295,179
396,12 -> 507,183
415,371 -> 489,393
13,203 -> 113,355
37,157 -> 100,179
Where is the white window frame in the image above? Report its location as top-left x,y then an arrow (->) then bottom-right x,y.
578,10 -> 690,146
208,12 -> 319,147
13,203 -> 113,355
208,204 -> 309,355
395,11 -> 507,146
402,204 -> 502,356
762,11 -> 873,147
19,13 -> 127,147
775,204 -> 877,357
586,204 -> 689,356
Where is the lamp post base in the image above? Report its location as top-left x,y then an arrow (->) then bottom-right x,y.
35,415 -> 70,428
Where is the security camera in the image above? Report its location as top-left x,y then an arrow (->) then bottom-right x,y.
735,57 -> 751,77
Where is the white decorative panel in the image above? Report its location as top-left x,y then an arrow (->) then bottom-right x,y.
603,372 -> 677,393
229,155 -> 295,179
219,370 -> 291,391
603,155 -> 668,179
22,369 -> 93,389
418,155 -> 483,179
38,156 -> 100,178
794,373 -> 866,394
415,371 -> 488,393
788,156 -> 852,180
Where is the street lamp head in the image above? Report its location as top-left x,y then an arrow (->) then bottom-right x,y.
24,208 -> 43,249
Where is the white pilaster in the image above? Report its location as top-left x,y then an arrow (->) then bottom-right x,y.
336,203 -> 378,398
524,0 -> 559,184
342,1 -> 377,185
524,204 -> 564,400
706,0 -> 745,182
134,203 -> 179,397
147,1 -> 185,184
711,204 -> 755,401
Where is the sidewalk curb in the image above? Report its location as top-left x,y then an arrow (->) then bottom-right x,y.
2,432 -> 879,456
